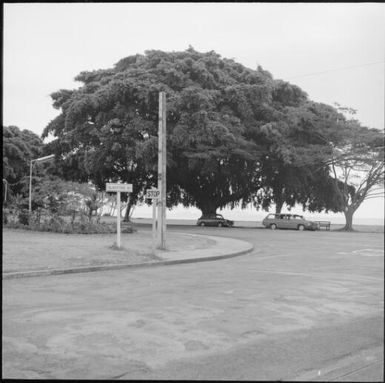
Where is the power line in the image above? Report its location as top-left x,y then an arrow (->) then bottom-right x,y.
287,60 -> 384,80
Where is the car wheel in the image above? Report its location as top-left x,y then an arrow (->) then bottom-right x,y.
298,224 -> 305,231
200,222 -> 205,227
270,224 -> 277,230
218,222 -> 223,227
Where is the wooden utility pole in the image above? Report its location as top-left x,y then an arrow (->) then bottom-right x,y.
116,191 -> 121,248
157,92 -> 167,249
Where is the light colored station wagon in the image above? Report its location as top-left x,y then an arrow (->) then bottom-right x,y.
262,213 -> 319,231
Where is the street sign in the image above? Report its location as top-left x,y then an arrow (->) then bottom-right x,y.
146,189 -> 160,199
105,183 -> 132,249
106,183 -> 133,192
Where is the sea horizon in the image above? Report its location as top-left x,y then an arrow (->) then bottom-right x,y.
130,206 -> 384,227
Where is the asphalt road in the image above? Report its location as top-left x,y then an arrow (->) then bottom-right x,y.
3,226 -> 384,380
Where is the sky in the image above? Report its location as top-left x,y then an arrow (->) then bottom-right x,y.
3,3 -> 385,222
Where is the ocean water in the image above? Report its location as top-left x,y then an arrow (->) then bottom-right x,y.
130,204 -> 383,226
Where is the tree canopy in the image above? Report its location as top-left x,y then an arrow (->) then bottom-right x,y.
3,126 -> 43,198
326,121 -> 384,230
42,47 -> 378,218
252,100 -> 354,214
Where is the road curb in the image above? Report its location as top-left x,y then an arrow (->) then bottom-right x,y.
3,241 -> 255,280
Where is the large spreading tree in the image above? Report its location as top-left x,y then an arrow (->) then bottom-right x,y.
42,47 -> 378,219
42,48 -> 278,215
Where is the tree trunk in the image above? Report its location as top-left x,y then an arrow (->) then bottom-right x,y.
109,199 -> 116,216
275,198 -> 284,214
342,208 -> 355,231
198,204 -> 218,217
71,209 -> 76,224
124,201 -> 134,222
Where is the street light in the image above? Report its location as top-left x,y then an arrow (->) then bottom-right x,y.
29,154 -> 55,214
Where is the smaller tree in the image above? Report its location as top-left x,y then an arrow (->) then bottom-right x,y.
3,126 -> 43,197
328,128 -> 384,231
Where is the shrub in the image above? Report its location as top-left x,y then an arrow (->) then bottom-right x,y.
3,208 -> 9,224
4,215 -> 135,234
18,209 -> 30,225
122,222 -> 134,233
4,221 -> 30,230
48,215 -> 67,232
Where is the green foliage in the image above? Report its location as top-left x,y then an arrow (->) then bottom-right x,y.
327,120 -> 384,230
18,209 -> 30,225
31,177 -> 106,223
42,48 -> 287,214
3,126 -> 44,197
5,190 -> 135,233
42,47 -> 374,217
249,101 -> 349,213
4,218 -> 121,234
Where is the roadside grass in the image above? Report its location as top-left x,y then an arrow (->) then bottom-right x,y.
2,228 -> 214,273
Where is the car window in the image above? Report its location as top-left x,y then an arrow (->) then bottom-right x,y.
267,214 -> 275,219
216,214 -> 224,219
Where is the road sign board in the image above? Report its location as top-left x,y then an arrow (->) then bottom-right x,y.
146,189 -> 160,199
106,183 -> 133,192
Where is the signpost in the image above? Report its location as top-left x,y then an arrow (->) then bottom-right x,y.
146,188 -> 160,253
106,183 -> 133,249
106,183 -> 133,193
145,189 -> 160,199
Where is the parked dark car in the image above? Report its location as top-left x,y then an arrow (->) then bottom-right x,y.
262,213 -> 319,231
197,214 -> 234,227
